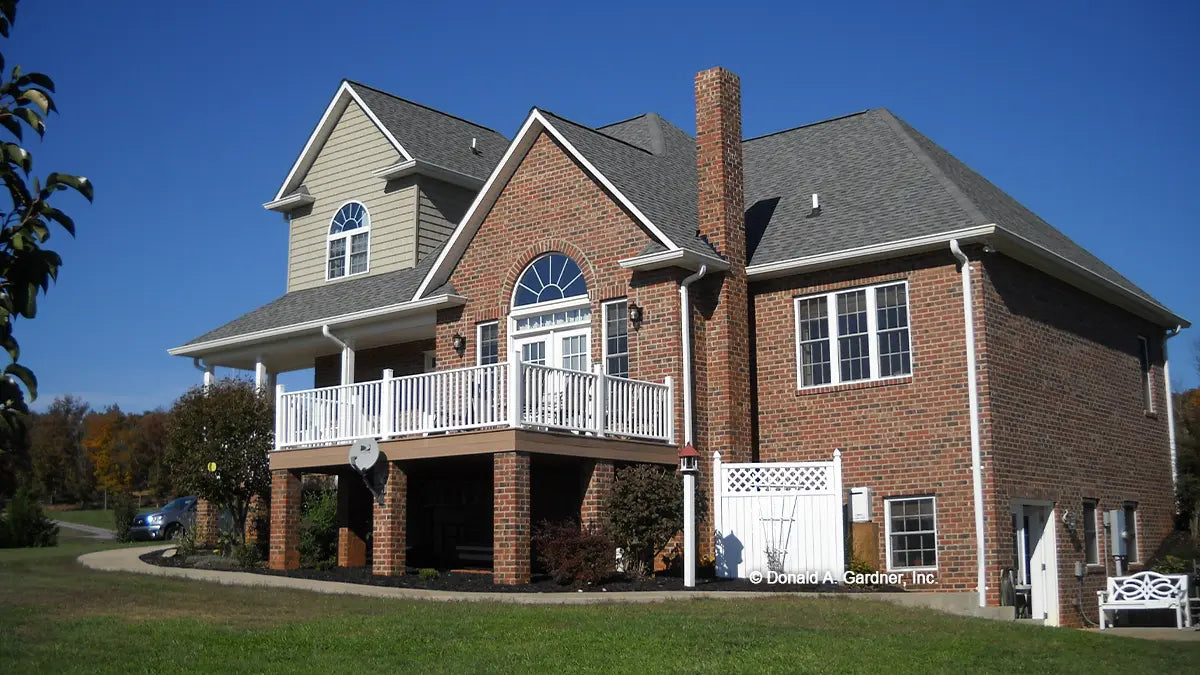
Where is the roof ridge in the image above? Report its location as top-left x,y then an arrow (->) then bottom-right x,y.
875,109 -> 989,225
345,79 -> 505,136
743,109 -> 873,143
538,108 -> 654,156
596,112 -> 650,129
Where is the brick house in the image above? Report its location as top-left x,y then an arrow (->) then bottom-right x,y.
170,68 -> 1185,626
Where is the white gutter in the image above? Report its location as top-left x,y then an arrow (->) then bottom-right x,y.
1164,325 -> 1182,491
746,226 -> 996,279
680,265 -> 708,445
168,293 -> 465,357
950,239 -> 987,608
618,249 -> 730,274
371,158 -> 485,190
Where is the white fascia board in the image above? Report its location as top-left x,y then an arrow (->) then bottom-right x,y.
745,225 -> 996,279
271,81 -> 413,202
987,229 -> 1189,329
618,248 -> 730,273
413,108 -> 682,300
372,159 -> 484,190
168,293 -> 466,357
262,191 -> 316,213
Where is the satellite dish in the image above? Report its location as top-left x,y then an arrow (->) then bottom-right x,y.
348,437 -> 380,474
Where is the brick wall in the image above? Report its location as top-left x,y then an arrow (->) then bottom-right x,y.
434,131 -> 686,444
752,251 -> 979,593
337,468 -> 372,568
373,461 -> 407,576
314,339 -> 435,387
194,498 -> 221,547
494,451 -> 531,584
268,469 -> 301,571
979,254 -> 1173,626
581,460 -> 614,530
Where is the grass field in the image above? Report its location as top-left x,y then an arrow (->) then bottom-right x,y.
2,536 -> 1197,673
48,508 -> 116,530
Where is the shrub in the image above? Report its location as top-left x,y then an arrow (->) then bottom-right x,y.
232,542 -> 262,569
1,486 -> 58,548
299,489 -> 337,569
173,521 -> 197,557
1151,554 -> 1191,575
532,519 -> 616,585
606,465 -> 705,577
848,553 -> 876,575
418,568 -> 440,581
112,493 -> 137,542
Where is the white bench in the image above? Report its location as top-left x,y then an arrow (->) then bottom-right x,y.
1097,571 -> 1191,630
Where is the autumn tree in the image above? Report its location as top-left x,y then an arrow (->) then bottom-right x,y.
28,394 -> 90,503
82,405 -> 135,496
132,410 -> 171,500
166,379 -> 272,543
0,0 -> 94,453
1175,387 -> 1200,536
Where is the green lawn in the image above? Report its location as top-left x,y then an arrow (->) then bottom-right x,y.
47,508 -> 115,530
2,538 -> 1197,673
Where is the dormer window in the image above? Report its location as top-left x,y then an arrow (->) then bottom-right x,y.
327,201 -> 370,280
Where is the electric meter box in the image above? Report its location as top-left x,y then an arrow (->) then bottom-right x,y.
850,487 -> 873,523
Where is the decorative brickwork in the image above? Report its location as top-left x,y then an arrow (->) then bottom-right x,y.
373,461 -> 407,576
494,451 -> 531,584
268,469 -> 301,571
580,460 -> 614,531
194,498 -> 220,547
337,470 -> 372,568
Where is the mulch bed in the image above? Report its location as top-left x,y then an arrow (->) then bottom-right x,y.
139,549 -> 903,594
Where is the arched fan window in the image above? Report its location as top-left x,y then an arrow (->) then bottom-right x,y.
327,201 -> 370,280
513,253 -> 587,306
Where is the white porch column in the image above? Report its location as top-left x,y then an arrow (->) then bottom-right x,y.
255,358 -> 269,392
340,344 -> 356,385
203,366 -> 215,390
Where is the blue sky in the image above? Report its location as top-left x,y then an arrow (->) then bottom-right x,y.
7,0 -> 1198,413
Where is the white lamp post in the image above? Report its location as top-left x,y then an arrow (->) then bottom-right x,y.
679,443 -> 700,588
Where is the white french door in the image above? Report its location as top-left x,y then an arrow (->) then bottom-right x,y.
515,327 -> 591,371
1013,502 -> 1060,625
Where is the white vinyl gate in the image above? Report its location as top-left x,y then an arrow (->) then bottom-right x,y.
713,451 -> 845,579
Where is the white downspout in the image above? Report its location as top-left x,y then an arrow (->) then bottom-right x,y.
322,324 -> 355,386
950,240 -> 987,608
1164,326 -> 1181,491
680,265 -> 708,445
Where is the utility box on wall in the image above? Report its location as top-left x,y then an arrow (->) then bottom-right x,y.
850,487 -> 873,523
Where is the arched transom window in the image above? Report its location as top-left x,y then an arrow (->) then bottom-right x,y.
513,253 -> 587,307
327,201 -> 370,280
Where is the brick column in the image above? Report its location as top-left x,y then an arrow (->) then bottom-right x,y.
244,494 -> 267,548
494,451 -> 531,584
580,460 -> 614,531
372,462 -> 407,576
194,498 -> 220,547
268,469 -> 301,570
338,470 -> 371,568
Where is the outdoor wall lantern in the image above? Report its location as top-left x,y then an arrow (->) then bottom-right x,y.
451,333 -> 466,354
628,302 -> 644,327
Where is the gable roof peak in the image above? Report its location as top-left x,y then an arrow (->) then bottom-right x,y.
344,79 -> 504,135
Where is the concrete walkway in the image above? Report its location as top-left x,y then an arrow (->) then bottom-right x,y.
77,545 -> 1008,617
55,520 -> 115,540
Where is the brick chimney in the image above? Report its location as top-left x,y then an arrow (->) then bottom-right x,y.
695,67 -> 753,464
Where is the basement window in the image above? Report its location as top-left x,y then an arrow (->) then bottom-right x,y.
885,496 -> 937,571
794,281 -> 911,388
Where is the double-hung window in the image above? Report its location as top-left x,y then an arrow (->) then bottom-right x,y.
477,321 -> 499,366
603,300 -> 629,378
1137,336 -> 1153,413
1083,499 -> 1099,565
885,496 -> 937,571
1123,503 -> 1139,563
327,201 -> 370,280
795,281 -> 911,388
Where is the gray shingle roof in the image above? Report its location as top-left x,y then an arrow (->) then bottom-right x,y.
350,81 -> 509,182
743,108 -> 1160,305
181,245 -> 446,347
541,110 -> 716,257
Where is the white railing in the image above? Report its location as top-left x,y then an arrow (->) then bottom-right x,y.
274,357 -> 674,450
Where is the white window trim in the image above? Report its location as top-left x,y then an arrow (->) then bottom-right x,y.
1082,499 -> 1102,567
326,200 -> 372,282
884,495 -> 938,572
1137,336 -> 1154,413
476,320 -> 499,366
794,280 -> 912,389
602,298 -> 629,378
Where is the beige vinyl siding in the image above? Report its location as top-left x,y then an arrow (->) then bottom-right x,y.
416,177 -> 475,262
286,101 -> 419,292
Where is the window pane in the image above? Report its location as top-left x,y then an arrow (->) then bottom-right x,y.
797,297 -> 831,386
836,290 -> 870,382
1123,505 -> 1137,562
478,322 -> 499,365
876,284 -> 911,377
514,253 -> 588,306
604,302 -> 629,378
1083,501 -> 1098,565
888,497 -> 937,569
328,238 -> 346,279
